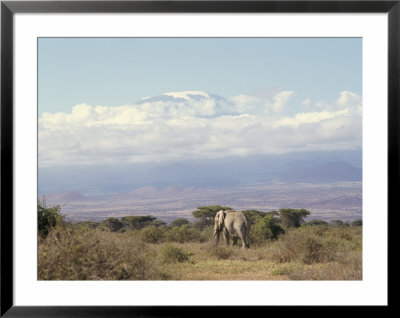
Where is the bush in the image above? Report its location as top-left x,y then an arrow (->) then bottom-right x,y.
74,221 -> 99,231
304,219 -> 328,226
251,215 -> 285,245
121,215 -> 166,230
140,226 -> 166,243
267,227 -> 355,265
101,217 -> 124,232
330,219 -> 350,227
38,198 -> 64,237
38,227 -> 162,280
165,224 -> 201,243
208,246 -> 233,260
161,244 -> 192,263
199,226 -> 214,243
301,237 -> 325,264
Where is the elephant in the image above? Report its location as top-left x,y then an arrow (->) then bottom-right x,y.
212,210 -> 250,249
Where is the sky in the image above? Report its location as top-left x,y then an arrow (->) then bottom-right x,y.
38,38 -> 362,167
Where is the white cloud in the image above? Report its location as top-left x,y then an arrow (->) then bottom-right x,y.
275,109 -> 349,128
336,90 -> 361,107
39,90 -> 362,167
266,90 -> 294,113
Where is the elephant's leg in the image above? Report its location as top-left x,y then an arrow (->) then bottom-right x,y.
215,231 -> 221,246
237,229 -> 248,249
232,236 -> 238,246
223,229 -> 230,246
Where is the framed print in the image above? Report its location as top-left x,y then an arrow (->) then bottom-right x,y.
1,0 -> 395,316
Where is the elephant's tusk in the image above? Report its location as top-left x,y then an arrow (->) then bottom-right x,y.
212,230 -> 217,237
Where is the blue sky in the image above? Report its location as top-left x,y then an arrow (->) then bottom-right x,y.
38,38 -> 362,167
38,38 -> 361,115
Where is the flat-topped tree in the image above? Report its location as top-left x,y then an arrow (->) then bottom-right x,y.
121,215 -> 165,230
169,218 -> 190,227
242,209 -> 279,224
101,217 -> 124,232
279,208 -> 310,228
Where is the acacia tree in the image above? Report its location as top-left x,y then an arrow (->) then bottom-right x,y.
169,218 -> 190,227
305,219 -> 328,226
121,215 -> 166,230
330,219 -> 349,227
279,208 -> 310,228
351,219 -> 362,226
101,217 -> 124,232
242,209 -> 279,225
192,205 -> 233,229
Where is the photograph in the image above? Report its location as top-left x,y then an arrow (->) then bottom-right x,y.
37,37 -> 363,281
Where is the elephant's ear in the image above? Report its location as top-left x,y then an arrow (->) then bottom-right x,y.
218,210 -> 225,227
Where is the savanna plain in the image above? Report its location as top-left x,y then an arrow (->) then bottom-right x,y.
38,202 -> 362,281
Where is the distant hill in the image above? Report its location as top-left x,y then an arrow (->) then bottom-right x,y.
46,191 -> 89,204
111,186 -> 160,201
279,161 -> 362,183
38,150 -> 362,195
306,194 -> 362,208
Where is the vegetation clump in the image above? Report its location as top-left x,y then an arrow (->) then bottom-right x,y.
38,198 -> 64,237
165,224 -> 201,243
141,226 -> 166,244
252,214 -> 285,243
161,244 -> 192,263
38,203 -> 362,280
279,208 -> 310,228
208,246 -> 233,260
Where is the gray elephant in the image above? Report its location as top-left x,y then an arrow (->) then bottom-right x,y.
212,210 -> 250,249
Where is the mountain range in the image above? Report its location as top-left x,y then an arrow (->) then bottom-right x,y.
39,149 -> 361,196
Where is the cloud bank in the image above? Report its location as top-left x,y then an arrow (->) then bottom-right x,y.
39,90 -> 362,167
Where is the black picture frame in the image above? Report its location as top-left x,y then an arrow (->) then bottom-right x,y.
1,1 -> 395,316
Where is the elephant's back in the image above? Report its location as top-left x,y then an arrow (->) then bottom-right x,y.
228,211 -> 247,222
225,211 -> 248,231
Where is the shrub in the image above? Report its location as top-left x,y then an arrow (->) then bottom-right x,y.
208,246 -> 233,260
165,224 -> 201,243
121,215 -> 166,230
267,227 -> 348,264
101,217 -> 124,232
199,226 -> 214,243
74,221 -> 99,231
38,198 -> 64,237
251,215 -> 285,244
140,226 -> 166,243
161,244 -> 192,263
38,227 -> 162,280
351,219 -> 362,226
304,219 -> 328,226
301,237 -> 325,264
330,219 -> 350,227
